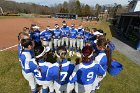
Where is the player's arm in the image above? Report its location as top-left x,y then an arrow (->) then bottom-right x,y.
69,65 -> 79,83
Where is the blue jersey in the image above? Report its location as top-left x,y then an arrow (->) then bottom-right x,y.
19,50 -> 32,73
84,32 -> 90,42
70,61 -> 105,85
18,44 -> 22,57
29,59 -> 52,81
69,28 -> 77,39
107,42 -> 115,53
77,29 -> 84,39
47,59 -> 75,85
61,26 -> 70,37
95,50 -> 107,71
40,30 -> 53,41
30,30 -> 40,42
53,29 -> 62,39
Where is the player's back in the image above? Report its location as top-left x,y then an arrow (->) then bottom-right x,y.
47,59 -> 75,85
20,50 -> 32,73
70,61 -> 105,93
95,51 -> 107,71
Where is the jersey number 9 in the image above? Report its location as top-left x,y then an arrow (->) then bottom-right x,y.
87,72 -> 94,81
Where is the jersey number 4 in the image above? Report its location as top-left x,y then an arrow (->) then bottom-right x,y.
87,72 -> 94,81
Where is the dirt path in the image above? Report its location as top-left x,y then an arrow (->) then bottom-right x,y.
0,18 -> 97,50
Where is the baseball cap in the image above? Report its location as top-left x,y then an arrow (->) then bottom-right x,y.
71,24 -> 75,27
32,26 -> 40,29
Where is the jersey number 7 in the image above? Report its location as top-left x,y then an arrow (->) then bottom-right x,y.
61,72 -> 68,81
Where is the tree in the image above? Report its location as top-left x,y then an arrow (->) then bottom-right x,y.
83,4 -> 91,16
75,0 -> 81,15
95,4 -> 101,17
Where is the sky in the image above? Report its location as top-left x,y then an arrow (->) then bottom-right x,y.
10,0 -> 129,6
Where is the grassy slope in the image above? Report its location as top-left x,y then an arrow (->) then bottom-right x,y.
0,22 -> 140,93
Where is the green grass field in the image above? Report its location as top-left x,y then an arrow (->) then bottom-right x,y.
0,21 -> 140,93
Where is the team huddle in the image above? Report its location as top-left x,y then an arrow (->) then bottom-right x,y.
18,20 -> 116,93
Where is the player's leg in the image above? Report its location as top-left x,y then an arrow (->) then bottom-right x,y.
22,71 -> 36,93
73,39 -> 76,54
66,83 -> 74,93
65,37 -> 69,50
53,81 -> 61,93
80,39 -> 84,52
61,37 -> 64,46
69,39 -> 73,56
49,41 -> 53,51
58,39 -> 61,47
54,39 -> 57,52
76,39 -> 80,52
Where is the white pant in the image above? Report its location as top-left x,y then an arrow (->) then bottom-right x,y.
54,39 -> 61,48
77,39 -> 84,50
75,83 -> 93,93
93,72 -> 107,90
61,37 -> 69,46
70,39 -> 76,48
22,70 -> 36,90
36,79 -> 54,92
42,41 -> 52,49
54,81 -> 74,93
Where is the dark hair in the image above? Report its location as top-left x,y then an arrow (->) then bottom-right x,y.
20,39 -> 32,56
57,46 -> 67,81
17,32 -> 29,41
34,46 -> 45,72
96,38 -> 112,69
62,20 -> 66,23
82,46 -> 94,63
75,57 -> 81,65
21,39 -> 32,48
92,28 -> 97,31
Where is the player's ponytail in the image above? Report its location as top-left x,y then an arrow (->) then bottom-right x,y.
58,61 -> 62,82
97,38 -> 112,69
35,58 -> 41,72
34,46 -> 45,72
20,39 -> 32,56
105,46 -> 112,69
20,46 -> 24,56
82,46 -> 94,63
56,46 -> 67,82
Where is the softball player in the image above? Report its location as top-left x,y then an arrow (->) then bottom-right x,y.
83,27 -> 90,46
29,46 -> 54,93
94,38 -> 110,89
40,26 -> 53,51
17,32 -> 30,57
53,24 -> 62,52
61,21 -> 70,50
69,24 -> 77,56
46,46 -> 75,93
19,39 -> 36,93
70,46 -> 105,93
76,25 -> 84,53
30,25 -> 42,48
